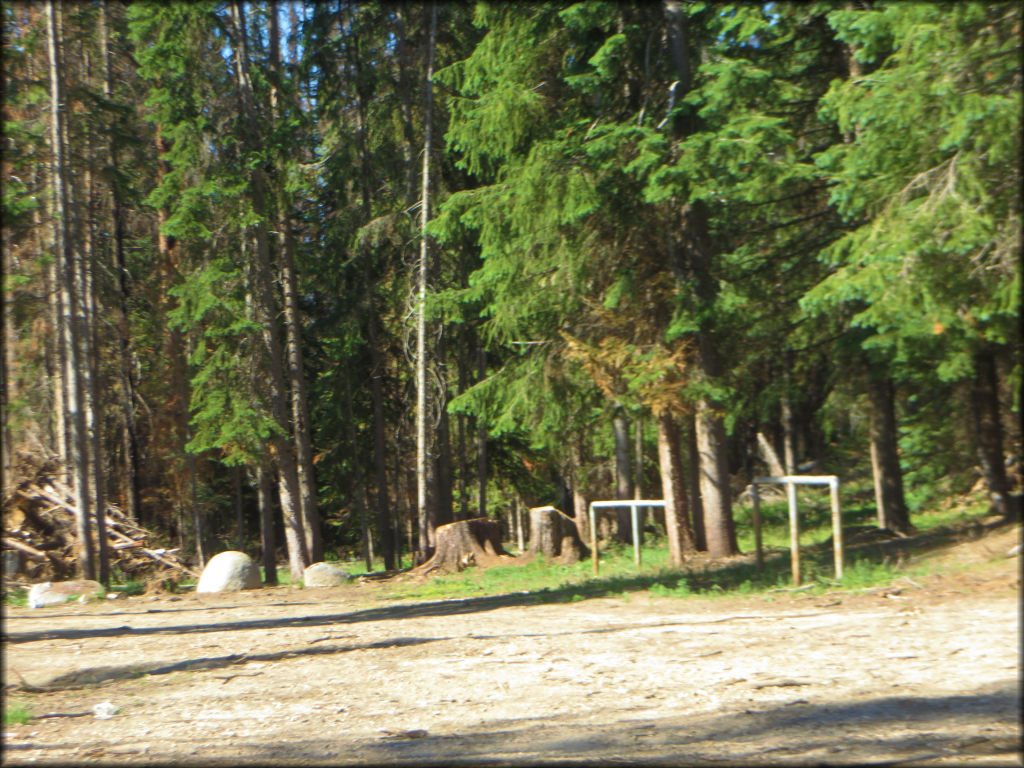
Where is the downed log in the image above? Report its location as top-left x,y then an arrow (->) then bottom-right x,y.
414,518 -> 512,575
3,537 -> 49,562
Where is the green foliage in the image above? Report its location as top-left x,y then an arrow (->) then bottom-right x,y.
806,2 -> 1021,372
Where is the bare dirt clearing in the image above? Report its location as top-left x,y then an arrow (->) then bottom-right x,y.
3,524 -> 1021,766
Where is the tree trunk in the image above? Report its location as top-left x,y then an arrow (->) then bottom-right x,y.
634,414 -> 645,500
695,397 -> 738,558
415,2 -> 438,563
257,461 -> 278,585
663,0 -> 738,559
47,0 -> 95,580
865,371 -> 911,533
229,0 -> 308,582
82,156 -> 110,586
686,413 -> 707,551
656,410 -> 695,566
269,8 -> 321,565
99,0 -> 140,523
613,406 -> 634,542
434,368 -> 454,529
476,348 -> 488,518
367,314 -> 395,569
233,465 -> 245,551
970,348 -> 1014,519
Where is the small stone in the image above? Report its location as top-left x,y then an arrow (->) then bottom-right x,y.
303,562 -> 352,588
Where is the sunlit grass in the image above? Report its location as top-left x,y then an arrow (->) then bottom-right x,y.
4,702 -> 32,726
348,490 -> 1008,604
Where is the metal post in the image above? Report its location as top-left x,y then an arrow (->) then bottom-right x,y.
830,477 -> 843,581
787,481 -> 800,587
751,484 -> 763,570
630,503 -> 641,567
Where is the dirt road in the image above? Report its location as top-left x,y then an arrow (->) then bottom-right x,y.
3,528 -> 1020,766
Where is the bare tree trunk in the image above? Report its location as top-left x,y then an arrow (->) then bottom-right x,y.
613,406 -> 634,542
111,187 -> 140,521
970,348 -> 1014,519
476,348 -> 488,517
81,135 -> 110,586
866,371 -> 910,533
257,461 -> 278,585
695,398 -> 737,558
757,431 -> 787,478
233,465 -> 245,551
229,0 -> 308,582
415,1 -> 438,561
47,0 -> 95,580
661,0 -> 737,559
685,413 -> 706,551
634,414 -> 644,500
269,7 -> 321,565
367,315 -> 395,569
656,410 -> 695,566
567,441 -> 590,543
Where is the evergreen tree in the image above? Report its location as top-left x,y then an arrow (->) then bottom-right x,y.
805,2 -> 1022,518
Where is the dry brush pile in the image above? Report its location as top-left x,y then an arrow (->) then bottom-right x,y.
2,452 -> 198,587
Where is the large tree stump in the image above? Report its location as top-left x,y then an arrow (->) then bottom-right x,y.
528,506 -> 590,564
414,518 -> 510,575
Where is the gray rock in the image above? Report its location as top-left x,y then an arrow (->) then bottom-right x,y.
196,551 -> 262,593
303,561 -> 352,587
28,579 -> 105,608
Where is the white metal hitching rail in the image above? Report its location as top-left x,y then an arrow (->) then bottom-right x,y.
750,475 -> 843,586
588,500 -> 665,575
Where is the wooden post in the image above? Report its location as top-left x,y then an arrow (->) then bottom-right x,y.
590,503 -> 599,576
751,484 -> 763,570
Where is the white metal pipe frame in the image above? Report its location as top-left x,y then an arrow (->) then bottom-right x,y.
588,500 -> 666,575
750,475 -> 843,587
586,476 -> 843,586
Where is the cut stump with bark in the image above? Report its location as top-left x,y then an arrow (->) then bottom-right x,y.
414,518 -> 512,575
528,506 -> 590,564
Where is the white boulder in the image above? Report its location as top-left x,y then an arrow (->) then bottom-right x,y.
303,562 -> 352,587
196,551 -> 262,593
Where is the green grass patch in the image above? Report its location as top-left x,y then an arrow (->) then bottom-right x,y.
4,702 -> 33,726
358,490 -> 1006,606
4,586 -> 28,607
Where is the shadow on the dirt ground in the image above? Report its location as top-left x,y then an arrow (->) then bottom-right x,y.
228,680 -> 1022,766
33,635 -> 447,691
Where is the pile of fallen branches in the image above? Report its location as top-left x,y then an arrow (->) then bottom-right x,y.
3,454 -> 199,585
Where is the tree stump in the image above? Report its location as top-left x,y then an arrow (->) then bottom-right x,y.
414,518 -> 510,575
528,506 -> 590,563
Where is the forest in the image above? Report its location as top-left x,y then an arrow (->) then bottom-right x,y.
2,1 -> 1020,587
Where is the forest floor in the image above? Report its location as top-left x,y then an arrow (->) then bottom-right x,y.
2,521 -> 1021,766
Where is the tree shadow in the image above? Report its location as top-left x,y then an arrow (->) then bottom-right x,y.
34,634 -> 447,691
233,680 -> 1022,765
